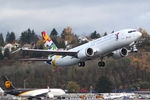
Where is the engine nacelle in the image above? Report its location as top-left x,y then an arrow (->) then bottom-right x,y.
112,48 -> 128,59
77,48 -> 94,59
47,93 -> 54,98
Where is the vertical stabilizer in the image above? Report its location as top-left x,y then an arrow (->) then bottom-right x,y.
41,31 -> 58,50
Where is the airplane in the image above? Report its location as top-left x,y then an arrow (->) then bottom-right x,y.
0,76 -> 65,99
19,29 -> 142,67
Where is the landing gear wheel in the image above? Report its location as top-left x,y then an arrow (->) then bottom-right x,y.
98,61 -> 105,67
78,62 -> 85,67
28,98 -> 33,100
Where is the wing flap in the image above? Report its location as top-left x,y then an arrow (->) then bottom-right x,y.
19,58 -> 50,61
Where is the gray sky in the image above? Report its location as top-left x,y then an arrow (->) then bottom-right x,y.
0,0 -> 150,38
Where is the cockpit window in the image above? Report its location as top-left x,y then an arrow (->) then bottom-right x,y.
128,30 -> 136,33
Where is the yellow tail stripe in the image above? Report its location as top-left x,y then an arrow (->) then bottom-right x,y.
17,89 -> 38,96
52,55 -> 60,68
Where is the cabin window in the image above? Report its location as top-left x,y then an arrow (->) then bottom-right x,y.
128,30 -> 136,33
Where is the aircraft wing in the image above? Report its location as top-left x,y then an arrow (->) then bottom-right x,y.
32,93 -> 49,98
21,48 -> 78,57
32,93 -> 54,99
19,58 -> 50,61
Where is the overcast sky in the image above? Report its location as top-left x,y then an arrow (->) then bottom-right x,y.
0,0 -> 150,38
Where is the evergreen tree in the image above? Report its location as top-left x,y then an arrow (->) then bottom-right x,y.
0,33 -> 4,46
90,31 -> 100,39
4,48 -> 10,58
139,82 -> 150,89
103,32 -> 107,36
49,28 -> 59,47
6,32 -> 16,43
10,32 -> 16,42
95,76 -> 113,93
31,29 -> 39,44
50,28 -> 58,37
20,28 -> 39,45
6,32 -> 10,43
0,48 -> 4,60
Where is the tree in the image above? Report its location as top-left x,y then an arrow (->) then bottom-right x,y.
139,82 -> 150,89
103,32 -> 107,36
50,28 -> 58,37
33,40 -> 45,57
95,76 -> 113,93
61,27 -> 78,46
90,31 -> 100,39
49,28 -> 59,47
61,27 -> 72,39
0,48 -> 4,60
6,32 -> 16,43
57,40 -> 65,48
36,40 -> 44,49
138,28 -> 149,47
66,81 -> 80,93
0,33 -> 4,46
20,29 -> 39,45
6,32 -> 10,43
4,48 -> 10,58
10,32 -> 16,43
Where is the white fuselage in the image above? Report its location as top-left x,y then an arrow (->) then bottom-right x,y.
19,88 -> 65,97
52,29 -> 142,67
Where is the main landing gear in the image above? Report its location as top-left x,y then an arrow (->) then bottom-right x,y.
78,62 -> 85,67
130,41 -> 138,52
98,58 -> 105,67
98,61 -> 105,67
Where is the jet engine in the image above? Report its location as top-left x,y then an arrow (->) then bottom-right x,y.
47,93 -> 54,99
112,48 -> 128,59
77,48 -> 94,59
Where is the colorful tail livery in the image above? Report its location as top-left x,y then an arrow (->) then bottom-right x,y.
41,31 -> 59,67
41,31 -> 58,50
0,76 -> 15,90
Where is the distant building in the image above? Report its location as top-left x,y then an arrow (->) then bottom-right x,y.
2,43 -> 20,54
3,43 -> 14,52
78,36 -> 89,43
14,42 -> 20,48
23,44 -> 32,49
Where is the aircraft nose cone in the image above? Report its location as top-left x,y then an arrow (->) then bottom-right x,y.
61,90 -> 66,95
138,32 -> 142,38
63,91 -> 65,95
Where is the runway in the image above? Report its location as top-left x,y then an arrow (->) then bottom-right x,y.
0,92 -> 150,100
